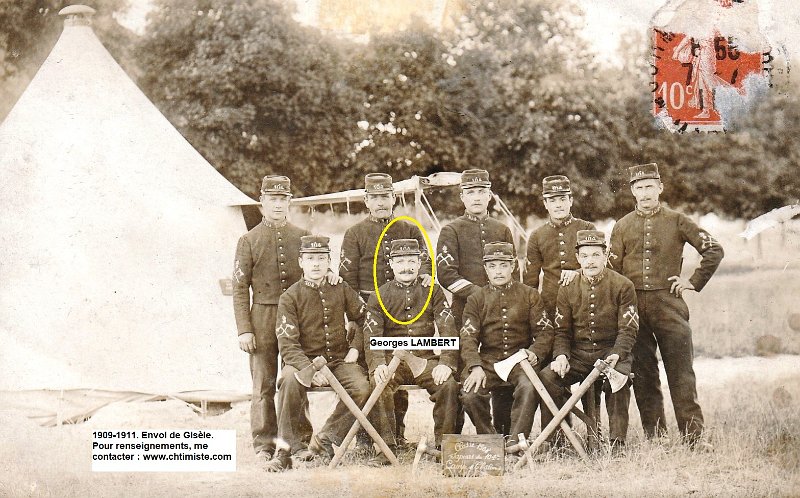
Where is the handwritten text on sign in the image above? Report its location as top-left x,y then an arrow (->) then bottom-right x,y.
441,434 -> 504,477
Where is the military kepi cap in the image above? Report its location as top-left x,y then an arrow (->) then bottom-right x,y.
299,235 -> 331,253
461,169 -> 492,189
389,239 -> 421,257
483,241 -> 515,262
261,175 -> 292,196
542,175 -> 572,198
365,173 -> 394,193
575,230 -> 607,249
628,162 -> 660,184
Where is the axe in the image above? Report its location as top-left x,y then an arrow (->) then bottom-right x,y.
515,358 -> 618,470
412,435 -> 440,474
494,350 -> 589,466
293,357 -> 324,388
595,359 -> 629,393
313,356 -> 400,466
329,354 -> 403,468
394,349 -> 428,377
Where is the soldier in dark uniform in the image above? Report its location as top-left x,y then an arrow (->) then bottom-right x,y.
365,239 -> 461,464
524,175 -> 629,441
436,170 -> 516,435
539,230 -> 638,449
524,175 -> 595,314
340,173 -> 432,446
610,163 -> 723,448
460,242 -> 554,448
266,235 -> 371,471
232,175 -> 313,462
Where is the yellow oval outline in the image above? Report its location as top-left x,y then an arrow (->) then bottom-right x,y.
373,215 -> 437,326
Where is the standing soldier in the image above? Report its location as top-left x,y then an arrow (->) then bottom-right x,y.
232,175 -> 312,462
340,173 -> 432,446
365,239 -> 461,464
460,242 -> 554,449
436,169 -> 515,435
539,230 -> 638,451
266,235 -> 372,471
523,175 -> 628,440
610,163 -> 723,448
524,175 -> 595,315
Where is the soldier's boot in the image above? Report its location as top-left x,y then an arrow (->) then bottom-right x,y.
308,434 -> 335,464
264,449 -> 292,472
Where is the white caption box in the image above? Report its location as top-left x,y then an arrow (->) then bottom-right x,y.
368,337 -> 460,350
91,430 -> 236,472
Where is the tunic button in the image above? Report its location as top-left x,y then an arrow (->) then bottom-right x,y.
502,315 -> 507,319
559,233 -> 563,236
504,323 -> 508,327
591,321 -> 595,325
561,260 -> 566,264
590,312 -> 595,317
590,304 -> 595,308
279,246 -> 283,250
590,294 -> 595,298
559,241 -> 565,245
280,262 -> 285,265
645,276 -> 649,279
591,330 -> 595,334
646,233 -> 650,236
560,251 -> 565,256
646,266 -> 650,270
646,284 -> 651,288
593,342 -> 597,346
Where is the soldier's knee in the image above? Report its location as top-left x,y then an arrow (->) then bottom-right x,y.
351,380 -> 371,404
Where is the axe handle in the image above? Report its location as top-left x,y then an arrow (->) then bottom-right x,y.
515,368 -> 601,470
518,361 -> 590,467
328,356 -> 402,468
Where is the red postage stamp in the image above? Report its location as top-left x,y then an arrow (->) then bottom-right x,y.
651,0 -> 772,132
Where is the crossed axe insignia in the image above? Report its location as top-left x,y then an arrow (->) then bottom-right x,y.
461,319 -> 477,336
233,259 -> 245,283
623,305 -> 640,328
536,310 -> 554,330
436,246 -> 454,266
276,315 -> 296,338
339,253 -> 352,272
698,231 -> 718,250
553,308 -> 565,328
364,314 -> 379,335
439,306 -> 454,322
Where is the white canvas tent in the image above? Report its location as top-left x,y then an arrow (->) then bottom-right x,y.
0,6 -> 255,405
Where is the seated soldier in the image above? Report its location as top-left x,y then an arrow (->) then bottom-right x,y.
459,242 -> 554,449
266,235 -> 372,471
365,239 -> 461,465
539,230 -> 638,451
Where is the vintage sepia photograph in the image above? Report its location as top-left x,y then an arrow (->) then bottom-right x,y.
1,0 -> 798,496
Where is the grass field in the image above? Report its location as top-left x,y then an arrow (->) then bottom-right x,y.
1,357 -> 798,497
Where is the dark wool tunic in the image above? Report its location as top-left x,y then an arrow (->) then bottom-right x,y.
233,219 -> 309,335
276,279 -> 366,371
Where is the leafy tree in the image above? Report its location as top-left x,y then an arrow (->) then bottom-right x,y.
137,0 -> 365,198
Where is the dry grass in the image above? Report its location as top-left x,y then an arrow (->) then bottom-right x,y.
1,364 -> 798,497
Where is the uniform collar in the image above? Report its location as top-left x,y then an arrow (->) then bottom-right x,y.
463,210 -> 489,223
368,213 -> 393,224
581,268 -> 606,285
635,204 -> 662,218
262,217 -> 288,229
392,278 -> 420,289
302,278 -> 326,289
488,281 -> 514,292
547,214 -> 574,228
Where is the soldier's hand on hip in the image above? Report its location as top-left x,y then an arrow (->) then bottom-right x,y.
559,270 -> 579,286
525,349 -> 538,366
431,364 -> 452,385
604,353 -> 620,369
344,348 -> 359,363
463,366 -> 486,393
374,364 -> 391,385
311,371 -> 329,387
668,276 -> 695,297
326,268 -> 342,285
238,333 -> 256,354
551,355 -> 570,378
419,274 -> 433,287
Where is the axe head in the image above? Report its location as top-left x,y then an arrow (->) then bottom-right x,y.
294,362 -> 317,388
593,359 -> 628,393
493,349 -> 528,382
393,349 -> 428,378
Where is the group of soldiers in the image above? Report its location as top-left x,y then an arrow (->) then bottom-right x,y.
232,164 -> 724,472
